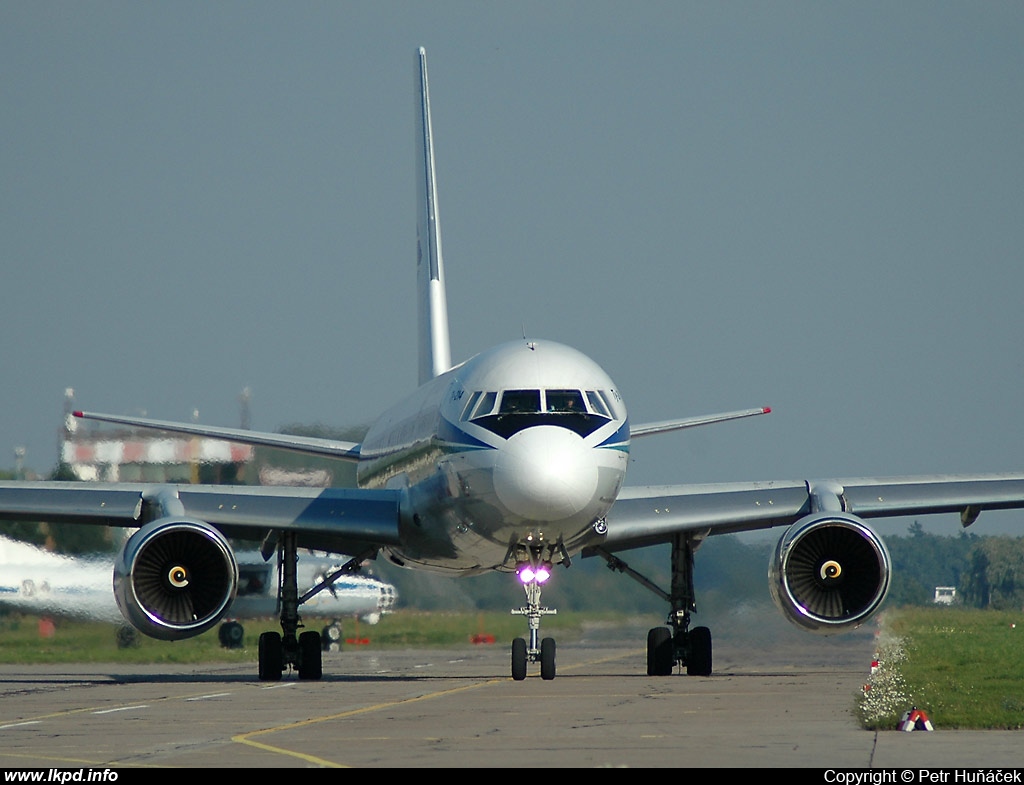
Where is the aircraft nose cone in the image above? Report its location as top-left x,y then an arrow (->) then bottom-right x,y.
493,426 -> 599,520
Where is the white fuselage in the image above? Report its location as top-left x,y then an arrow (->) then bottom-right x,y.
358,340 -> 631,574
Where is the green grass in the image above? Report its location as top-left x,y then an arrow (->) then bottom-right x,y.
0,615 -> 252,665
0,611 -> 630,665
349,609 -> 605,646
859,606 -> 1024,730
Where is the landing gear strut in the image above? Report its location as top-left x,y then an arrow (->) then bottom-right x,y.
598,532 -> 713,676
257,531 -> 321,680
510,562 -> 557,680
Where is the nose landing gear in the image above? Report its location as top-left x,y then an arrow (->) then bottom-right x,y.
510,561 -> 557,680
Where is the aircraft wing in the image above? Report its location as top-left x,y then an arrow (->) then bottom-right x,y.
629,407 -> 771,438
598,474 -> 1024,552
73,410 -> 362,460
0,481 -> 402,555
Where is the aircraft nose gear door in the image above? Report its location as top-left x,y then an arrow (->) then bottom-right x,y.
510,562 -> 557,680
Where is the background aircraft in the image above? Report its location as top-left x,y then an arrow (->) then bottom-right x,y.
0,534 -> 396,648
1,46 -> 1023,684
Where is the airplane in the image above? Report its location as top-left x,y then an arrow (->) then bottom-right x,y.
0,534 -> 397,648
2,47 -> 1024,682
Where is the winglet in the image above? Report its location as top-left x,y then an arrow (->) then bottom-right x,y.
416,47 -> 453,385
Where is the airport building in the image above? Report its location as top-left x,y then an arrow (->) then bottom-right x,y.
59,389 -> 254,484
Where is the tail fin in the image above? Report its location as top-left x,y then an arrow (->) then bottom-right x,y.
416,47 -> 452,385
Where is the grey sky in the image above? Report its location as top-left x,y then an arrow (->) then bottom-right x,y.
2,3 -> 1022,536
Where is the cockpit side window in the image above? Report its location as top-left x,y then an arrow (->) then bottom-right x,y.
597,390 -> 619,418
460,391 -> 482,421
473,391 -> 498,418
585,390 -> 610,417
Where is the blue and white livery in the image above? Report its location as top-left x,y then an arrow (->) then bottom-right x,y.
2,49 -> 1024,682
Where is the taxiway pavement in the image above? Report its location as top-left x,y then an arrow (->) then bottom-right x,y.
1,620 -> 1021,768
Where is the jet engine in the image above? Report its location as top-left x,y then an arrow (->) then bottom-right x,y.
769,513 -> 891,633
114,517 -> 238,641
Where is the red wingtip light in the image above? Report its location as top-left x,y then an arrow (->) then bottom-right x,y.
72,410 -> 84,418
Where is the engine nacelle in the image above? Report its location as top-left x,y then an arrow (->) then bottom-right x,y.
769,513 -> 891,634
114,517 -> 238,641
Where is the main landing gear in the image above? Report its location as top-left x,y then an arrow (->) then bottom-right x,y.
510,561 -> 557,680
256,540 -> 376,679
597,532 -> 713,677
255,534 -> 371,681
645,622 -> 712,677
258,532 -> 322,681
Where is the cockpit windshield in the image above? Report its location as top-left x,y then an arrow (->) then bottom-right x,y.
464,388 -> 613,438
545,389 -> 585,413
499,389 -> 541,415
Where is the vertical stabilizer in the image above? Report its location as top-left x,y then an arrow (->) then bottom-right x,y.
416,47 -> 453,385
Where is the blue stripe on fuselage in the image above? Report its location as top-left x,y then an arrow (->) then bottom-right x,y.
598,419 -> 631,451
437,416 -> 495,451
